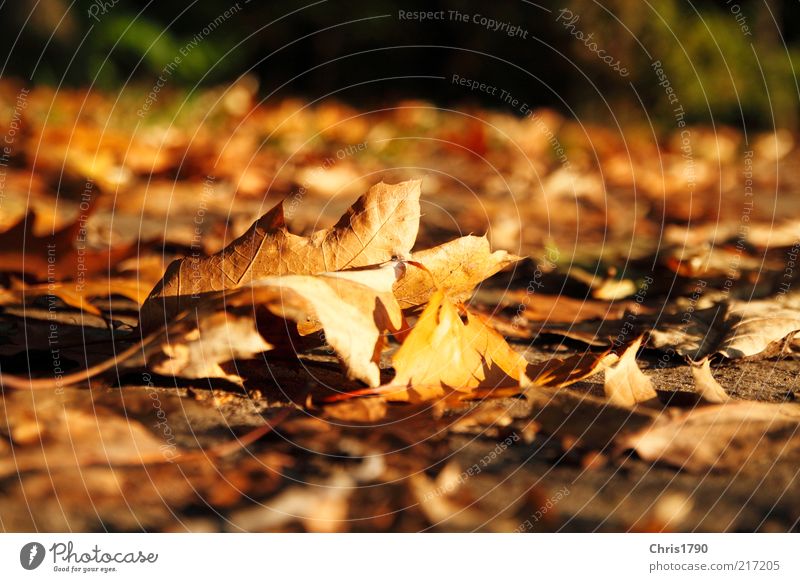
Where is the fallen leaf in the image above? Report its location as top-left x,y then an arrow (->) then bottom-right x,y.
140,179 -> 421,330
528,350 -> 618,388
523,385 -> 657,448
0,210 -> 134,280
604,337 -> 659,407
648,296 -> 800,360
1,278 -> 151,315
620,401 -> 800,472
690,358 -> 730,403
323,397 -> 388,423
151,263 -> 404,386
393,235 -> 521,309
147,309 -> 274,382
0,396 -> 174,477
381,290 -> 528,401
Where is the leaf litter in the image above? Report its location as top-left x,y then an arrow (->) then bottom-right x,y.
2,82 -> 800,531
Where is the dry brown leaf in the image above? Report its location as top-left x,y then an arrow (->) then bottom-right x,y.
323,397 -> 388,423
0,210 -> 135,280
140,179 -> 421,331
0,278 -> 151,315
690,359 -> 730,403
528,350 -> 618,388
620,401 -> 800,472
147,309 -> 274,382
151,264 -> 404,386
393,235 -> 521,309
648,296 -> 800,360
379,290 -> 528,402
0,402 -> 172,477
504,291 -> 644,324
524,385 -> 658,448
604,337 -> 659,407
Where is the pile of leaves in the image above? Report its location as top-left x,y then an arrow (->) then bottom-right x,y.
2,81 -> 800,532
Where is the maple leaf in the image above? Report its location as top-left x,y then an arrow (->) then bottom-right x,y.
149,263 -> 404,386
378,289 -> 528,402
392,235 -> 522,309
140,179 -> 421,330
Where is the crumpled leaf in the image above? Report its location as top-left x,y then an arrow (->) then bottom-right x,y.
604,337 -> 659,407
690,358 -> 730,403
538,294 -> 800,361
528,350 -> 618,388
380,289 -> 528,402
147,309 -> 275,382
150,263 -> 404,386
140,179 -> 421,330
619,401 -> 800,472
648,297 -> 800,360
392,235 -> 522,309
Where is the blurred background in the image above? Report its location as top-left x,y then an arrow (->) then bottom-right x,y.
0,0 -> 797,129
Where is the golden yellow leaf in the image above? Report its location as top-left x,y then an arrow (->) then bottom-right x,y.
381,290 -> 528,402
393,235 -> 522,309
